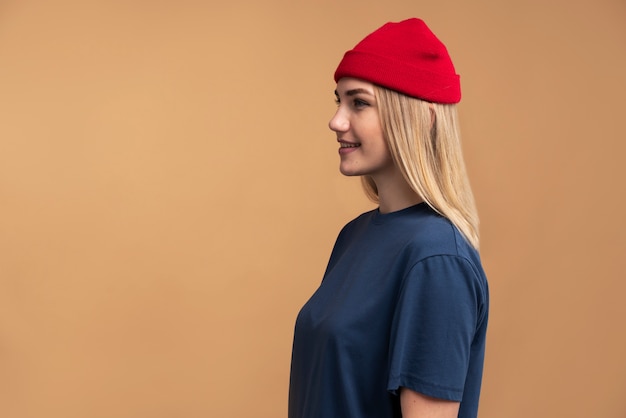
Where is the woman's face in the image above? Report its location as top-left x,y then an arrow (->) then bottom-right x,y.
329,78 -> 394,179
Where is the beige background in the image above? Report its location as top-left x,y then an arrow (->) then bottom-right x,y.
1,0 -> 625,417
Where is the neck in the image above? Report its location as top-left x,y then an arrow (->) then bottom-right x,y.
372,169 -> 422,214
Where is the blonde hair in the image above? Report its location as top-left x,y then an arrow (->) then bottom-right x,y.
362,86 -> 480,248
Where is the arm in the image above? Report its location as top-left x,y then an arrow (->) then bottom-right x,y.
390,256 -> 486,417
400,387 -> 460,418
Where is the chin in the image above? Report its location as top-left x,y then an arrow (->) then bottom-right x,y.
339,166 -> 364,177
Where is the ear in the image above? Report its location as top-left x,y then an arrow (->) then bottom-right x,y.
429,103 -> 436,129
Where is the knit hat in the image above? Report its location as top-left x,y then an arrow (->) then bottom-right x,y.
334,18 -> 461,104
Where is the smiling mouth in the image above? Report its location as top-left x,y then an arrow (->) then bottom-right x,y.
340,143 -> 361,148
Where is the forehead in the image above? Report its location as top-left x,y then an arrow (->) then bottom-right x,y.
335,77 -> 375,95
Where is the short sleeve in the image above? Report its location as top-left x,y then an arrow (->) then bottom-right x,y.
387,255 -> 483,401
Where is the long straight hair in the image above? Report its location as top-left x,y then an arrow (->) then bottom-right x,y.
362,85 -> 480,248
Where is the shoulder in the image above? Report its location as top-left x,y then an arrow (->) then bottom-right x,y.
402,205 -> 474,260
401,206 -> 487,288
334,204 -> 482,266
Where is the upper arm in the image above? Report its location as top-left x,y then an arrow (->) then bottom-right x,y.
400,387 -> 460,418
388,256 -> 482,399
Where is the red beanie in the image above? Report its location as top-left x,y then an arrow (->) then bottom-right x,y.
334,18 -> 461,104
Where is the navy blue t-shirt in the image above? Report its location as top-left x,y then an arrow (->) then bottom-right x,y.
288,203 -> 489,418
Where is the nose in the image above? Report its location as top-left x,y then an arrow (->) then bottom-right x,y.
328,107 -> 349,133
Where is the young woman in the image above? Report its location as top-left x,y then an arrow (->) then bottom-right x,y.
288,18 -> 489,418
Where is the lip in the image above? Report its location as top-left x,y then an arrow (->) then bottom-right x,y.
338,139 -> 361,155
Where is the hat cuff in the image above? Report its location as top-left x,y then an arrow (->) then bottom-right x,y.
334,50 -> 461,104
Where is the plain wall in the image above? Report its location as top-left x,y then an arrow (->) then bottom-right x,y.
1,0 -> 625,417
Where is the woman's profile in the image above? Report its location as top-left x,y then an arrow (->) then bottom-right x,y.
288,18 -> 489,418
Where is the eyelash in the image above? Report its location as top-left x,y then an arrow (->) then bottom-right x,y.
334,98 -> 370,108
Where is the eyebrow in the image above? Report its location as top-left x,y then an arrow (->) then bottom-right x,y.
334,88 -> 375,97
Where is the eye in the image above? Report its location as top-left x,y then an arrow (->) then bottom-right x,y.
334,90 -> 341,106
353,98 -> 369,108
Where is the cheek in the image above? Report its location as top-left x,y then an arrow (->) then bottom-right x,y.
372,127 -> 388,151
364,121 -> 384,142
